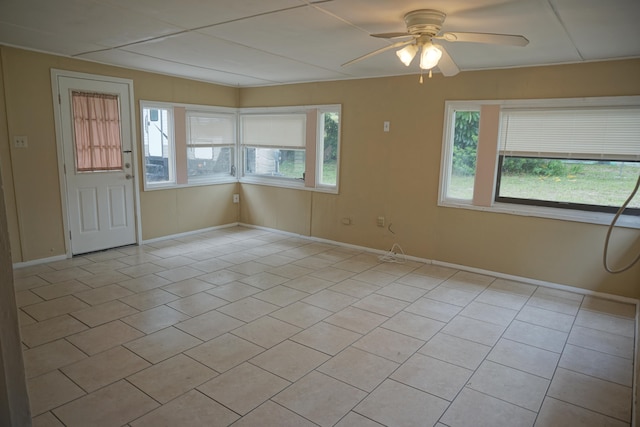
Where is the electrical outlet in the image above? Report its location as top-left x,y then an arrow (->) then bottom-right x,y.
377,216 -> 385,227
233,194 -> 239,203
383,121 -> 390,132
13,136 -> 28,149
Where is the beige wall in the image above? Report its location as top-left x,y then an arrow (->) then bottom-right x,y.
240,60 -> 640,298
0,46 -> 240,259
1,44 -> 639,298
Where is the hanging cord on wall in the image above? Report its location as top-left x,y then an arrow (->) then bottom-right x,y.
379,243 -> 407,263
603,172 -> 640,273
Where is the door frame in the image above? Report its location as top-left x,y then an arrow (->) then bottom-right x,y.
51,69 -> 142,258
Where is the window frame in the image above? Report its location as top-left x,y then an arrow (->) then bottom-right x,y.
439,97 -> 640,229
141,101 -> 176,189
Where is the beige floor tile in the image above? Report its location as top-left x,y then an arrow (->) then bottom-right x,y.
418,332 -> 491,370
53,380 -> 159,427
335,412 -> 384,427
375,283 -> 426,302
548,368 -> 631,422
30,280 -> 90,301
66,320 -> 144,355
119,274 -> 172,293
487,338 -> 560,379
328,279 -> 380,298
350,270 -> 397,287
155,266 -> 203,282
332,259 -> 375,273
382,311 -> 445,341
301,289 -> 358,312
468,361 -> 549,411
269,301 -> 333,328
161,277 -> 214,297
71,300 -> 139,327
535,397 -> 629,427
118,262 -> 166,279
580,296 -> 636,318
131,389 -> 239,427
166,292 -> 227,316
459,301 -> 518,326
395,273 -> 443,290
23,339 -> 87,378
38,267 -> 93,284
21,315 -> 88,347
354,379 -> 449,427
23,295 -> 90,321
232,316 -> 301,348
293,256 -> 334,270
425,286 -> 477,307
198,269 -> 247,286
353,327 -> 424,363
228,261 -> 272,276
62,346 -> 150,392
128,354 -> 217,403
319,347 -> 399,392
442,316 -> 506,347
253,285 -> 309,306
533,286 -> 583,302
503,320 -> 568,352
474,288 -> 528,310
391,353 -> 472,401
32,411 -> 65,427
575,309 -> 635,338
516,305 -> 575,332
405,297 -> 461,322
253,254 -> 296,267
250,339 -> 330,381
527,294 -> 581,316
559,344 -> 633,386
14,275 -> 50,291
450,270 -> 496,286
567,325 -> 634,359
371,261 -> 420,277
291,322 -> 361,355
19,310 -> 37,326
217,297 -> 279,322
206,282 -> 261,301
151,255 -> 195,269
488,278 -> 537,296
232,400 -> 316,427
74,284 -> 134,305
283,275 -> 335,293
352,294 -> 408,316
267,264 -> 314,279
119,288 -> 179,310
175,310 -> 244,341
199,362 -> 290,415
310,267 -> 356,283
78,271 -> 131,288
117,252 -> 162,266
274,371 -> 366,427
124,327 -> 202,363
186,333 -> 264,372
27,370 -> 85,416
441,387 -> 536,427
324,306 -> 388,334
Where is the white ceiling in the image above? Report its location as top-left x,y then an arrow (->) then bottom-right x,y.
1,0 -> 639,87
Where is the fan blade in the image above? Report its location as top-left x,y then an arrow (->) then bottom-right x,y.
437,46 -> 459,77
342,40 -> 413,67
435,32 -> 529,46
371,32 -> 413,39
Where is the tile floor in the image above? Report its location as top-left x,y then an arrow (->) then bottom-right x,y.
14,226 -> 636,427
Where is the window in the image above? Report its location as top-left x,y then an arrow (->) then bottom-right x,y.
72,91 -> 123,172
186,111 -> 235,183
240,105 -> 341,192
440,97 -> 640,226
142,105 -> 174,186
242,114 -> 307,180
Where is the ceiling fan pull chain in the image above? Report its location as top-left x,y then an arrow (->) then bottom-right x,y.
419,70 -> 424,84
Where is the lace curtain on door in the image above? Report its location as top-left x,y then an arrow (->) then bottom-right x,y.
72,91 -> 123,171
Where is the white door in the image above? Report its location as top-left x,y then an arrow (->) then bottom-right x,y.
57,75 -> 137,255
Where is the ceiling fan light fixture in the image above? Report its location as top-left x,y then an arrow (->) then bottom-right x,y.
396,44 -> 418,66
419,43 -> 442,70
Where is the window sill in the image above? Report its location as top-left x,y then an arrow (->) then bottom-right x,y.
143,179 -> 236,191
240,176 -> 338,194
438,199 -> 640,229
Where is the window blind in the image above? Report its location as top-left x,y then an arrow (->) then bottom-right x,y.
499,107 -> 640,160
241,114 -> 306,148
187,112 -> 235,145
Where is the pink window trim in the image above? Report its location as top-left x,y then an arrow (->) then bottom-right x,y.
72,91 -> 123,172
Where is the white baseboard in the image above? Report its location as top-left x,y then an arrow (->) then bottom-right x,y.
13,254 -> 67,269
142,223 -> 239,245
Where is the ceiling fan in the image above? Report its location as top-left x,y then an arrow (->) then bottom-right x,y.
343,9 -> 529,80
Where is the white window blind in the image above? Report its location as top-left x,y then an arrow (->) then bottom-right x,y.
187,112 -> 235,145
242,114 -> 306,148
499,107 -> 640,160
